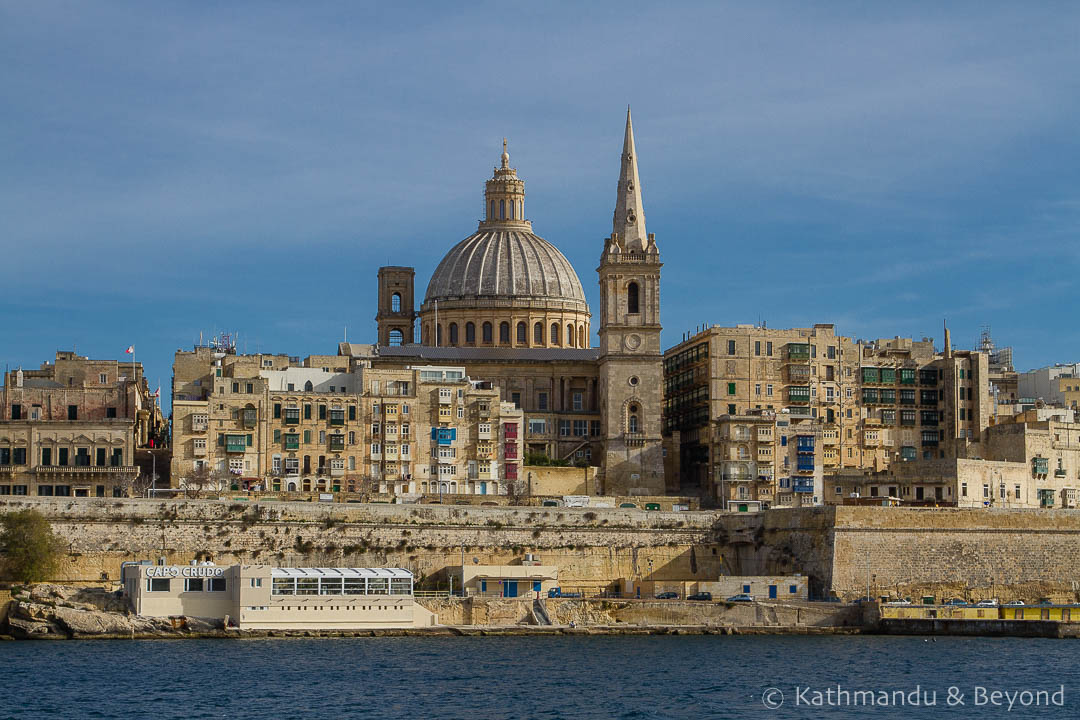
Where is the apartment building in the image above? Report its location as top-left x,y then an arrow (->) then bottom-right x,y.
711,411 -> 823,509
663,324 -> 991,500
0,351 -> 164,497
828,409 -> 1079,509
170,345 -> 522,497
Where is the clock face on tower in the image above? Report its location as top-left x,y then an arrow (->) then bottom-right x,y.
624,333 -> 642,351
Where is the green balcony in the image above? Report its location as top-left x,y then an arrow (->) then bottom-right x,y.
284,434 -> 300,450
225,435 -> 247,453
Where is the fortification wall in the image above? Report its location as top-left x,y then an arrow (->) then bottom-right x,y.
829,507 -> 1080,602
9,498 -> 1080,604
0,498 -> 728,588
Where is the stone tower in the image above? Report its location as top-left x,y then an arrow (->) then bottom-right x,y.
376,266 -> 416,346
597,108 -> 665,495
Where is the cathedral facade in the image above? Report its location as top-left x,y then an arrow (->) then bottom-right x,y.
346,110 -> 665,495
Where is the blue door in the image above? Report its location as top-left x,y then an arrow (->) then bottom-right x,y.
504,581 -> 518,598
769,585 -> 777,599
479,482 -> 487,495
533,581 -> 541,593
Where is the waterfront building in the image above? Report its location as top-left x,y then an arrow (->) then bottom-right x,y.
0,351 -> 165,497
124,563 -> 436,629
710,411 -> 823,509
663,324 -> 991,506
170,344 -> 523,496
827,409 -> 1080,509
450,562 -> 559,598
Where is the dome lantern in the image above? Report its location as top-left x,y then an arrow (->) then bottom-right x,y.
481,138 -> 529,229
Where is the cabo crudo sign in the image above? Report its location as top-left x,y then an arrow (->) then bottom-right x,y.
144,565 -> 224,578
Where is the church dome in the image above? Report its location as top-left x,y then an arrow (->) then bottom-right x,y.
424,229 -> 586,306
416,140 -> 591,350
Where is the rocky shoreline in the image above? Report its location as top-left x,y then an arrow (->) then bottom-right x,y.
2,583 -> 867,641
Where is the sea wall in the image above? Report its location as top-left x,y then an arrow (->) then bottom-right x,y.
829,506 -> 1080,602
7,498 -> 1080,603
0,497 -> 730,589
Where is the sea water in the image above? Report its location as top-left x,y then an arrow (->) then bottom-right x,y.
0,634 -> 1075,718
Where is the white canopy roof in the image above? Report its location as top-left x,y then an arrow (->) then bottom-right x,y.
271,567 -> 412,579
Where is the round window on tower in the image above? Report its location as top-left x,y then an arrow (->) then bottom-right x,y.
628,376 -> 639,387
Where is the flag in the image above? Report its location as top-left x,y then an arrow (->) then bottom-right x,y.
154,386 -> 160,398
125,345 -> 134,354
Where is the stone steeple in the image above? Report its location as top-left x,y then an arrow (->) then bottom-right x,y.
610,107 -> 655,254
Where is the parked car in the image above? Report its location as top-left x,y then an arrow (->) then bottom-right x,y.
726,593 -> 754,603
654,592 -> 678,600
1003,600 -> 1025,606
852,597 -> 874,605
943,598 -> 969,606
1037,598 -> 1054,606
687,592 -> 713,601
974,599 -> 1000,607
547,587 -> 582,599
885,598 -> 912,605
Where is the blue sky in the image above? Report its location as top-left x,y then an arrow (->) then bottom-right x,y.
3,2 -> 1079,414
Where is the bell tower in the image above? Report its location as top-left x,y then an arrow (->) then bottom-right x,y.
597,108 -> 665,495
376,266 -> 416,346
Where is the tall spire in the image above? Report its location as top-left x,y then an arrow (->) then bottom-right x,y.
501,137 -> 509,169
612,106 -> 648,251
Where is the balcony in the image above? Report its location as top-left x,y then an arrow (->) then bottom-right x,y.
191,419 -> 208,432
787,387 -> 811,405
878,391 -> 896,404
786,343 -> 810,361
328,436 -> 346,451
32,465 -> 138,476
879,369 -> 897,385
795,462 -> 815,473
284,434 -> 300,450
329,411 -> 345,427
922,438 -> 939,447
787,366 -> 810,382
225,435 -> 247,453
731,428 -> 752,442
192,442 -> 207,456
920,371 -> 938,386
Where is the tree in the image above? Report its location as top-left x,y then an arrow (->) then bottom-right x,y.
0,509 -> 66,583
180,465 -> 226,498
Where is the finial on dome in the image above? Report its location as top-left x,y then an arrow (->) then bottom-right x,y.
501,137 -> 509,168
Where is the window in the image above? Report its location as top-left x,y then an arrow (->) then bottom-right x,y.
766,384 -> 773,397
40,448 -> 52,466
146,578 -> 170,592
304,404 -> 312,420
572,392 -> 583,411
754,341 -> 761,356
727,340 -> 736,355
209,578 -> 226,592
627,282 -> 639,314
500,322 -> 510,344
533,322 -> 544,345
766,341 -> 773,356
550,323 -> 560,345
185,578 -> 204,592
449,323 -> 459,345
538,392 -> 548,410
482,322 -> 493,344
528,419 -> 547,434
67,405 -> 78,420
727,382 -> 736,396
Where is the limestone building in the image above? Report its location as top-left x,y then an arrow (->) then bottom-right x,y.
350,110 -> 665,495
663,324 -> 992,505
170,344 -> 523,496
0,351 -> 164,497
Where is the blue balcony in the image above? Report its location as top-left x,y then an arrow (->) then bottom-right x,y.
431,427 -> 457,445
792,480 -> 815,493
796,460 -> 815,472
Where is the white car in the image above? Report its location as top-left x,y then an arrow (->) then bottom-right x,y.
975,599 -> 1000,607
1002,600 -> 1025,607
